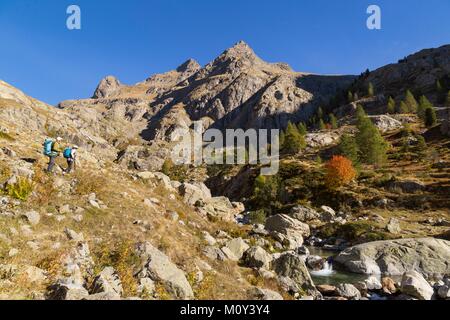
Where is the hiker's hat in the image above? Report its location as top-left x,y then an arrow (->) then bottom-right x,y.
73,145 -> 79,149
56,137 -> 63,141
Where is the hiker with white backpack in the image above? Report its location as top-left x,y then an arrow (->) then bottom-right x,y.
43,137 -> 63,173
63,145 -> 79,173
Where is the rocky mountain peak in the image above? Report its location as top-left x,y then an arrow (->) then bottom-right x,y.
176,59 -> 201,74
92,75 -> 122,99
221,40 -> 257,61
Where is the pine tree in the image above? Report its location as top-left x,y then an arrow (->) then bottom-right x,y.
355,107 -> 388,165
348,91 -> 354,103
436,80 -> 443,92
297,122 -> 307,136
405,90 -> 418,113
418,95 -> 434,121
387,97 -> 396,114
416,135 -> 427,155
329,114 -> 338,129
368,82 -> 375,97
317,107 -> 324,121
318,119 -> 326,130
338,133 -> 359,165
398,101 -> 409,114
425,107 -> 437,128
282,122 -> 306,154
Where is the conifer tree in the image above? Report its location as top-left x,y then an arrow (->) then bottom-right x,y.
418,95 -> 434,121
425,107 -> 437,128
297,122 -> 307,136
318,119 -> 326,130
329,114 -> 338,129
405,90 -> 418,113
338,133 -> 359,165
398,101 -> 409,114
348,91 -> 354,103
282,122 -> 306,154
355,106 -> 388,165
368,82 -> 375,97
387,96 -> 396,114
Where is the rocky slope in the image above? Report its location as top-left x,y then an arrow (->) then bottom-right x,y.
1,42 -> 450,301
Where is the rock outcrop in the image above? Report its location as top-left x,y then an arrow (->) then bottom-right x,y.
335,238 -> 450,276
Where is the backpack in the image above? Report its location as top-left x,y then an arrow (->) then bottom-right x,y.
43,139 -> 54,156
63,148 -> 72,159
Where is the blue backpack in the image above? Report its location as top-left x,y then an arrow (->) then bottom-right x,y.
63,148 -> 72,159
43,139 -> 54,156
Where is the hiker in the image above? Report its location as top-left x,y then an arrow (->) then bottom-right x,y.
43,137 -> 63,173
63,145 -> 78,173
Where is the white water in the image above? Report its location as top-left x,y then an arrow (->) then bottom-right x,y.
310,261 -> 335,277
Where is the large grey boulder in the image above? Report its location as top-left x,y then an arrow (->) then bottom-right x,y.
47,281 -> 90,300
370,115 -> 403,133
90,267 -> 123,298
243,246 -> 273,269
222,238 -> 249,260
248,287 -> 283,300
272,252 -> 319,297
265,215 -> 310,249
289,205 -> 320,222
401,271 -> 434,300
335,283 -> 361,300
178,182 -> 212,206
335,238 -> 450,276
136,242 -> 194,300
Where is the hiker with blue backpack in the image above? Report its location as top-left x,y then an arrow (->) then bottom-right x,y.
63,145 -> 78,173
43,137 -> 63,173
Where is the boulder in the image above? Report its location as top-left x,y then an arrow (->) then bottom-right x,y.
248,287 -> 283,300
335,238 -> 450,276
47,281 -> 90,300
317,284 -> 336,296
365,276 -> 382,290
289,205 -> 320,222
401,271 -> 434,300
306,256 -> 325,271
437,285 -> 450,299
386,180 -> 426,194
22,211 -> 40,226
320,206 -> 336,222
223,238 -> 249,260
265,214 -> 310,249
272,252 -> 319,297
370,115 -> 402,133
136,242 -> 194,299
178,182 -> 212,206
381,277 -> 397,294
91,267 -> 123,297
335,284 -> 361,300
243,246 -> 273,269
386,218 -> 402,234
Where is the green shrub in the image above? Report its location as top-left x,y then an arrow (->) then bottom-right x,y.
247,210 -> 267,225
6,177 -> 34,201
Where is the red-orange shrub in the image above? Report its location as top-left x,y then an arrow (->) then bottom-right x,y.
325,155 -> 357,189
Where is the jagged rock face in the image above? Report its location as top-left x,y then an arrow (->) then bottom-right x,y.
55,41 -> 354,163
363,45 -> 450,96
93,76 -> 122,99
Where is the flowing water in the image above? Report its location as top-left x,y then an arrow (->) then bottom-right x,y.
307,246 -> 370,286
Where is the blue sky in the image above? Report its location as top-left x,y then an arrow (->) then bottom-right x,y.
0,0 -> 449,105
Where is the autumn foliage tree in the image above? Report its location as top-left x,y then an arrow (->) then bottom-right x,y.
324,155 -> 357,189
